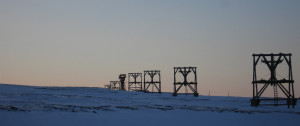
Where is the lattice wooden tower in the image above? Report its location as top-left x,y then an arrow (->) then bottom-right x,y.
128,73 -> 143,91
173,67 -> 198,96
251,53 -> 297,107
144,70 -> 161,93
110,81 -> 120,90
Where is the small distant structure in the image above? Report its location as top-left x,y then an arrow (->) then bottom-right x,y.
119,74 -> 126,91
144,70 -> 161,93
251,53 -> 297,107
104,84 -> 111,89
110,81 -> 120,90
128,73 -> 143,91
173,67 -> 198,97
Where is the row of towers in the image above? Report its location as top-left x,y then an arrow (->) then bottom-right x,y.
105,70 -> 162,93
105,67 -> 199,96
105,53 -> 297,107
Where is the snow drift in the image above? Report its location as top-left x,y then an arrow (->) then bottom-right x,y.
0,84 -> 299,126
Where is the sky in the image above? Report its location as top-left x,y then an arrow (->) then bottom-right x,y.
0,0 -> 299,97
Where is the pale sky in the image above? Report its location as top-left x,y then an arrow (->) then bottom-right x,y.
0,0 -> 299,97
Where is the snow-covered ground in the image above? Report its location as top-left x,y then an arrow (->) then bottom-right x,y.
0,84 -> 299,126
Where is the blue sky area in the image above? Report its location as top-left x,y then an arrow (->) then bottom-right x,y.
0,0 -> 299,97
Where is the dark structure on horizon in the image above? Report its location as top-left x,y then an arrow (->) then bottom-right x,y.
110,81 -> 120,90
144,70 -> 161,93
104,84 -> 111,89
251,53 -> 297,107
119,74 -> 126,91
173,67 -> 198,97
128,73 -> 143,91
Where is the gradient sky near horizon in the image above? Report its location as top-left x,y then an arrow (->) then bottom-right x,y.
1,0 -> 300,97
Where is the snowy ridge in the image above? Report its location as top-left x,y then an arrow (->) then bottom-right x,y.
0,84 -> 299,114
0,84 -> 299,126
